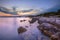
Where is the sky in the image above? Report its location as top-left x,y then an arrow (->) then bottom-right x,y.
0,0 -> 60,9
0,0 -> 60,15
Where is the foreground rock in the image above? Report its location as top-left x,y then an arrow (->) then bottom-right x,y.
17,27 -> 27,34
29,17 -> 60,40
29,17 -> 38,24
37,23 -> 60,40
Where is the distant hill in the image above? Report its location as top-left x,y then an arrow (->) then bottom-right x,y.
37,9 -> 60,17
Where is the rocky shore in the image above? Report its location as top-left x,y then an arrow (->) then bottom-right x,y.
29,17 -> 60,40
17,17 -> 60,40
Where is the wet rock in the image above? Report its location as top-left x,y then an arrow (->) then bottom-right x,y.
29,18 -> 38,24
23,20 -> 26,21
37,25 -> 54,37
17,27 -> 27,34
38,20 -> 42,24
20,20 -> 23,22
37,24 -> 60,40
52,32 -> 60,40
50,35 -> 58,40
20,20 -> 26,22
37,25 -> 44,31
49,27 -> 59,33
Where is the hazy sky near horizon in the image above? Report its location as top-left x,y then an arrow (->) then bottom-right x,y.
0,0 -> 60,10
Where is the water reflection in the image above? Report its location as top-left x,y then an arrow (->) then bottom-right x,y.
0,17 -> 50,40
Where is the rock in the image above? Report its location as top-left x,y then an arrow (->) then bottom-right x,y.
29,18 -> 38,24
20,20 -> 23,22
50,35 -> 58,40
37,25 -> 53,37
38,20 -> 42,24
23,20 -> 26,21
17,27 -> 27,34
20,20 -> 26,22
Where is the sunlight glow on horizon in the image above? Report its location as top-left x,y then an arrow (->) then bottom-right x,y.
17,9 -> 39,15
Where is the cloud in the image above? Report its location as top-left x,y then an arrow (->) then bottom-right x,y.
0,6 -> 41,16
20,9 -> 33,13
0,6 -> 17,15
0,12 -> 13,16
17,9 -> 40,16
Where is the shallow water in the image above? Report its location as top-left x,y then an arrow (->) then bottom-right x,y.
0,17 -> 50,40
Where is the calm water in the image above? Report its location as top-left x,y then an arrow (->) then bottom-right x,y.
0,17 -> 50,40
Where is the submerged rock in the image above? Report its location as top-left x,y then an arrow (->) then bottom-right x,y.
20,20 -> 26,22
20,20 -> 24,22
25,26 -> 28,28
17,27 -> 27,34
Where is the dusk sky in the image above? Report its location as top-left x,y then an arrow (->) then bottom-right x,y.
0,0 -> 60,15
0,0 -> 60,10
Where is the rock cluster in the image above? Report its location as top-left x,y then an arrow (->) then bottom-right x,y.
29,17 -> 60,40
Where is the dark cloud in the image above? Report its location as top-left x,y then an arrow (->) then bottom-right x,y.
21,9 -> 34,13
0,6 -> 17,15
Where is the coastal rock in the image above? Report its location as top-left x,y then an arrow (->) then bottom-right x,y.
29,17 -> 38,24
17,27 -> 27,34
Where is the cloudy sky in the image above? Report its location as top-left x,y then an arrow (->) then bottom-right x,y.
0,0 -> 60,16
0,0 -> 59,9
